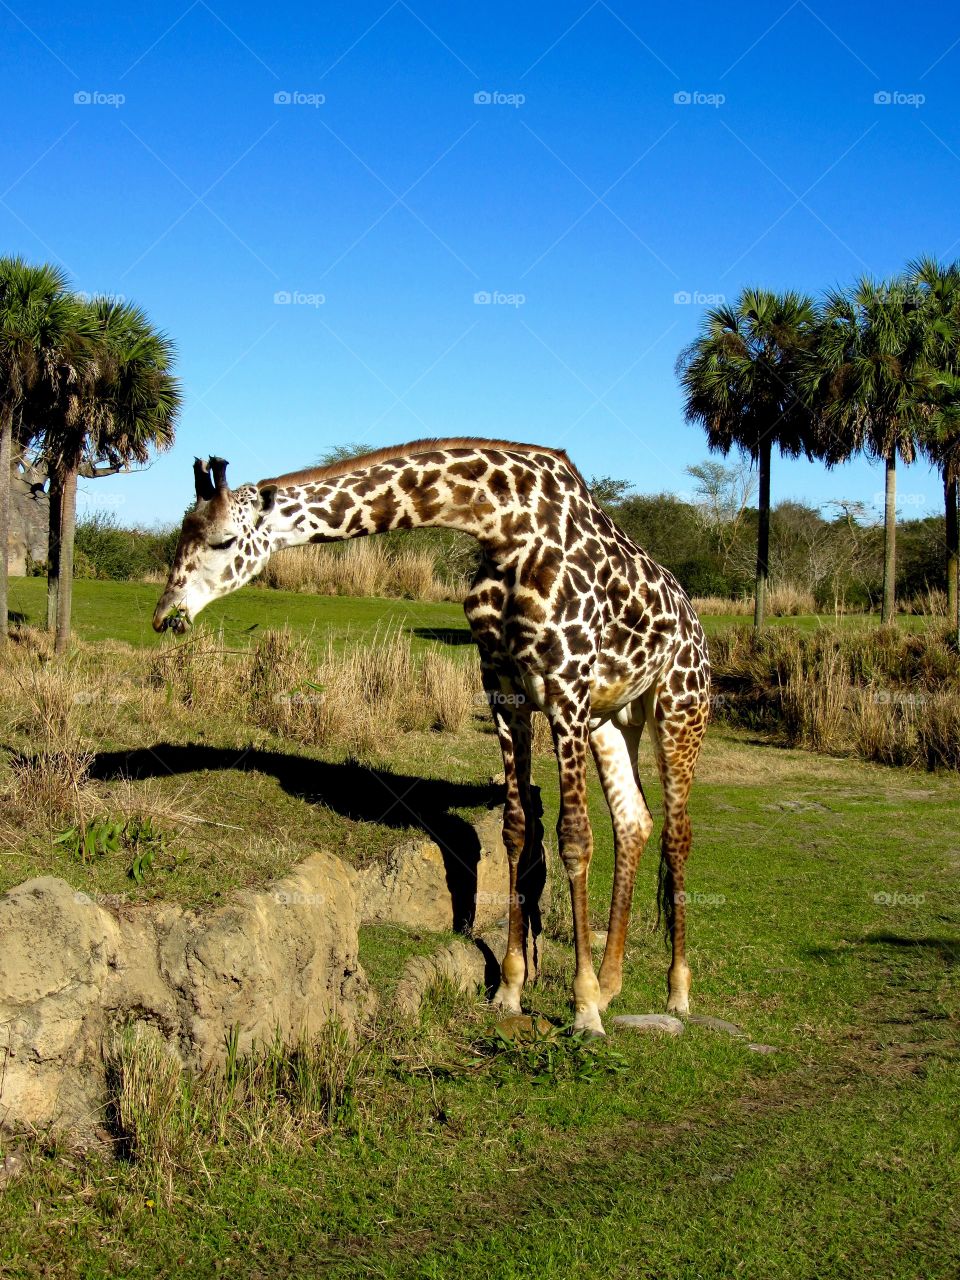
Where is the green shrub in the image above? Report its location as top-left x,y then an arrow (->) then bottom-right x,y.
74,510 -> 179,581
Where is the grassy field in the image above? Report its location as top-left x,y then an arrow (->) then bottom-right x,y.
0,579 -> 958,1278
6,575 -> 936,651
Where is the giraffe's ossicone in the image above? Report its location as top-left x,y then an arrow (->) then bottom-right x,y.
155,439 -> 711,1034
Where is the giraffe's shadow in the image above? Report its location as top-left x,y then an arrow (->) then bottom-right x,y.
88,743 -> 507,933
408,626 -> 475,646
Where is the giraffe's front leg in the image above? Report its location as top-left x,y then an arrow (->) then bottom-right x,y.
487,687 -> 532,1016
548,689 -> 603,1036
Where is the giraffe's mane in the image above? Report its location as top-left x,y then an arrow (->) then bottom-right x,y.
257,437 -> 584,490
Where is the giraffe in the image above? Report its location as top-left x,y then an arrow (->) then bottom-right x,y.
153,440 -> 711,1035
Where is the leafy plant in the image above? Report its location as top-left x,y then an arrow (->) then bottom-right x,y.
470,1020 -> 631,1086
54,813 -> 173,881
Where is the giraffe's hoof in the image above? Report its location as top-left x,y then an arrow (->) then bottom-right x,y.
666,996 -> 690,1016
491,986 -> 522,1016
573,1008 -> 605,1037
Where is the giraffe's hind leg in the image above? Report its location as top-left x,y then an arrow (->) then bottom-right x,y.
483,667 -> 536,1016
590,717 -> 654,1012
648,692 -> 709,1015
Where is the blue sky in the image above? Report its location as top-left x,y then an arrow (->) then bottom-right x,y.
3,1 -> 959,525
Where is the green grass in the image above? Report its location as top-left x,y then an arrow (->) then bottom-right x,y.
3,736 -> 957,1278
7,576 -> 935,652
1,581 -> 958,1278
7,575 -> 467,651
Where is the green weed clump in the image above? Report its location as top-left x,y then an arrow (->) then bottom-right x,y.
104,1020 -> 368,1204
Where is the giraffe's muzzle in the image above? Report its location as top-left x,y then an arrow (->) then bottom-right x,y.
152,604 -> 192,635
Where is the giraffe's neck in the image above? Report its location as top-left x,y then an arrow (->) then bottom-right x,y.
259,445 -> 565,553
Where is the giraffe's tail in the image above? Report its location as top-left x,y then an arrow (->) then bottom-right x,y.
656,841 -> 675,945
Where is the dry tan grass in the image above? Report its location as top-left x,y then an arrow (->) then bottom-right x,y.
712,624 -> 960,771
244,626 -> 477,759
691,594 -> 753,616
779,643 -> 848,753
0,621 -> 483,864
531,711 -> 554,757
692,581 -> 815,617
903,587 -> 948,618
917,690 -> 960,769
766,581 -> 816,616
850,688 -> 920,767
0,643 -> 95,824
258,541 -> 467,603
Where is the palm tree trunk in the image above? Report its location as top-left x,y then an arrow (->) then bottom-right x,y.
0,407 -> 12,646
54,466 -> 78,655
46,471 -> 63,631
881,449 -> 897,625
753,436 -> 772,629
946,468 -> 959,636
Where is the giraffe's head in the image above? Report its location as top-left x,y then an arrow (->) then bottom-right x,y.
152,457 -> 278,633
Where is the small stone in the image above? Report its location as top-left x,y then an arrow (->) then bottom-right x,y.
611,1014 -> 685,1036
496,1015 -> 555,1042
0,1153 -> 25,1192
747,1042 -> 778,1054
685,1015 -> 744,1037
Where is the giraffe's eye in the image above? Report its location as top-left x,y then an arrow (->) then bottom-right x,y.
210,536 -> 237,551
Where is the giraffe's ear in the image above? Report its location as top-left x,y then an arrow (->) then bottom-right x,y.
256,484 -> 277,521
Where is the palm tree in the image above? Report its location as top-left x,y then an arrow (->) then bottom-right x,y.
0,257 -> 79,644
908,256 -> 960,633
676,288 -> 818,627
808,276 -> 930,625
38,297 -> 181,652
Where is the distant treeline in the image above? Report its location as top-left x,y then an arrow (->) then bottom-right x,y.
602,489 -> 944,611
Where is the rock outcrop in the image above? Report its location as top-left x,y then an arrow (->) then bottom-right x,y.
355,808 -> 550,938
0,851 -> 367,1140
7,458 -> 48,576
355,809 -> 513,931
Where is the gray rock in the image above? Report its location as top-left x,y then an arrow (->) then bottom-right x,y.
0,1152 -> 25,1191
685,1015 -> 745,1037
747,1042 -> 778,1054
611,1013 -> 685,1036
